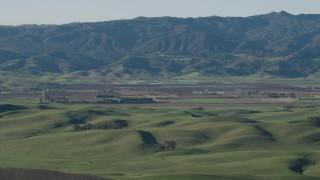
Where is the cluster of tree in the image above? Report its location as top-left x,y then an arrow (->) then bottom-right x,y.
155,141 -> 177,152
307,116 -> 320,127
267,93 -> 296,98
283,104 -> 297,109
96,95 -> 117,99
307,116 -> 320,121
73,120 -> 128,131
97,95 -> 155,104
96,95 -> 119,103
119,97 -> 155,103
74,123 -> 95,131
44,96 -> 69,103
241,90 -> 260,96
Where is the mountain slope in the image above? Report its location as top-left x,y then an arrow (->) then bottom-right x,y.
0,11 -> 320,79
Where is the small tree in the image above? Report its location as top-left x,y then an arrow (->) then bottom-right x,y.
155,140 -> 177,152
163,141 -> 177,150
74,124 -> 80,131
155,144 -> 166,151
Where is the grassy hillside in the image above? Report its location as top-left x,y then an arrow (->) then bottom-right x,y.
0,103 -> 320,179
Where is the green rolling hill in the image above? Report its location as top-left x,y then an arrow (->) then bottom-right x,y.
0,103 -> 320,179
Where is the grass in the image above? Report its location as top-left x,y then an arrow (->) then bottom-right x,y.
0,103 -> 320,179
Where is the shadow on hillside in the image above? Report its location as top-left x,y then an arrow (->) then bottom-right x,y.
137,130 -> 158,145
0,168 -> 110,180
289,158 -> 312,175
0,104 -> 28,113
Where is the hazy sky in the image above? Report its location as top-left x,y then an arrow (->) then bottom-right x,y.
1,0 -> 320,25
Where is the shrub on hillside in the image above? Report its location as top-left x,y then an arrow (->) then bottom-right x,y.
155,140 -> 177,152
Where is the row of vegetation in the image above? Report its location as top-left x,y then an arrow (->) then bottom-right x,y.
42,94 -> 156,104
96,95 -> 156,103
73,120 -> 128,131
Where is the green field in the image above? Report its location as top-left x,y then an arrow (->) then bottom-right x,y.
0,103 -> 320,179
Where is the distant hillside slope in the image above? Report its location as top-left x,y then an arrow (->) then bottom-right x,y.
0,11 -> 320,78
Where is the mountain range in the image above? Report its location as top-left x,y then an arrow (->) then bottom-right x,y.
0,11 -> 320,80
